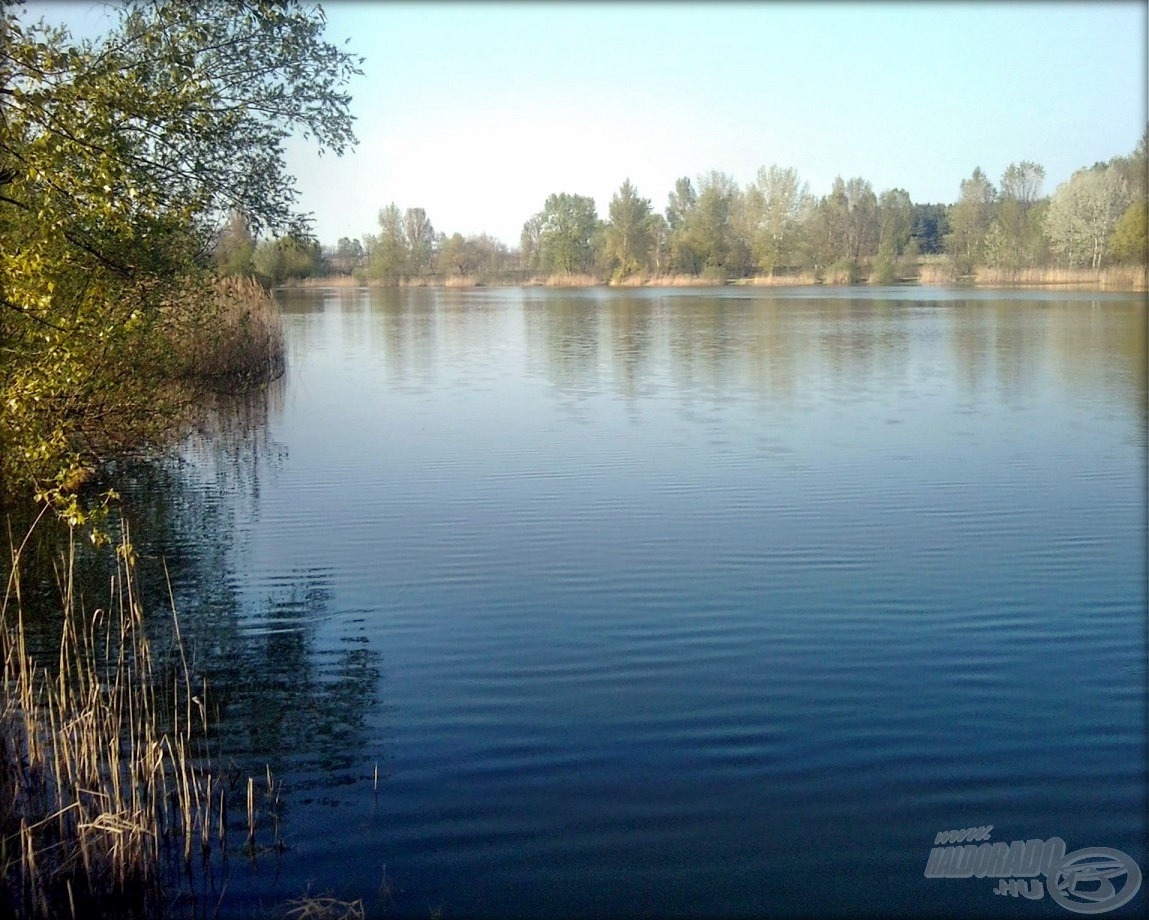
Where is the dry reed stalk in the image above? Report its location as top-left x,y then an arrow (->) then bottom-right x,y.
643,274 -> 724,287
543,273 -> 601,287
283,890 -> 366,920
246,776 -> 255,854
0,521 -> 281,918
282,275 -> 361,288
171,275 -> 286,386
916,263 -> 955,285
744,273 -> 819,287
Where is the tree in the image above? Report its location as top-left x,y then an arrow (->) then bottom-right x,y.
520,214 -> 544,276
535,193 -> 599,275
332,237 -> 365,276
876,189 -> 913,256
746,165 -> 810,276
1109,200 -> 1148,264
945,167 -> 996,274
872,188 -> 914,283
665,177 -> 701,274
468,233 -> 511,280
674,170 -> 745,279
666,176 -> 697,232
403,207 -> 436,278
987,161 -> 1046,272
252,235 -> 322,286
0,0 -> 361,509
910,203 -> 949,254
440,233 -> 473,277
647,213 -> 671,276
1107,127 -> 1148,202
603,179 -> 653,281
821,176 -> 878,265
1046,166 -> 1133,269
215,210 -> 257,277
365,203 -> 408,283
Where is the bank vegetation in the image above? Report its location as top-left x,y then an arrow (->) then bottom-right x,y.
1,523 -> 280,918
0,3 -> 364,916
246,138 -> 1146,294
0,0 -> 360,515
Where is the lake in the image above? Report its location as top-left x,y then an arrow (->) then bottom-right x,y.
114,286 -> 1147,917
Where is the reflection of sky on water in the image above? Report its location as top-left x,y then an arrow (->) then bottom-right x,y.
16,287 -> 1139,918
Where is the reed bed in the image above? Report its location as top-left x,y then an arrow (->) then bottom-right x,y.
540,273 -> 601,288
642,274 -> 724,287
284,276 -> 361,288
916,262 -> 956,285
173,276 -> 286,386
743,272 -> 820,287
0,523 -> 282,919
973,264 -> 1148,291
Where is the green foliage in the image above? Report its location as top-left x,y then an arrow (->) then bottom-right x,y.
364,203 -> 408,283
910,203 -> 949,255
823,258 -> 865,285
664,171 -> 746,276
804,177 -> 870,271
985,161 -> 1047,272
534,193 -> 599,275
333,236 -> 365,276
945,167 -> 996,274
216,214 -> 257,277
519,214 -> 544,276
665,177 -> 701,274
438,232 -> 509,281
870,244 -> 898,284
253,235 -> 324,286
746,165 -> 810,276
0,0 -> 360,512
1109,200 -> 1148,264
603,179 -> 653,281
1045,165 -> 1132,269
403,208 -> 436,279
877,188 -> 913,258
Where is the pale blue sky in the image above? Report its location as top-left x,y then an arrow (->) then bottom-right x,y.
27,1 -> 1149,247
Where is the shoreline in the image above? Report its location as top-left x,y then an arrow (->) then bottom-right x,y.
280,267 -> 1148,294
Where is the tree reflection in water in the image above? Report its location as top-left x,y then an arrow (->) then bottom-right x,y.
5,379 -> 383,842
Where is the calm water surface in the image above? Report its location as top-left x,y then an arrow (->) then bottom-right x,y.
135,287 -> 1145,918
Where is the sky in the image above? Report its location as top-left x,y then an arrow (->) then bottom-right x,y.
25,1 -> 1149,248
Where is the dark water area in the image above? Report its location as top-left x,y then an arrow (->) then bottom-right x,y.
12,286 -> 1147,918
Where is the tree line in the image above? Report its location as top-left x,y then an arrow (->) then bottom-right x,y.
228,134 -> 1146,286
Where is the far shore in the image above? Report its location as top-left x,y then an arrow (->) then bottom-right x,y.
281,264 -> 1148,294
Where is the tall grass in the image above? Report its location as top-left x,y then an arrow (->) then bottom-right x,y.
641,274 -> 724,287
973,264 -> 1148,291
0,521 -> 282,919
284,276 -> 362,288
743,272 -> 820,287
173,276 -> 286,387
916,257 -> 956,285
540,273 -> 601,287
